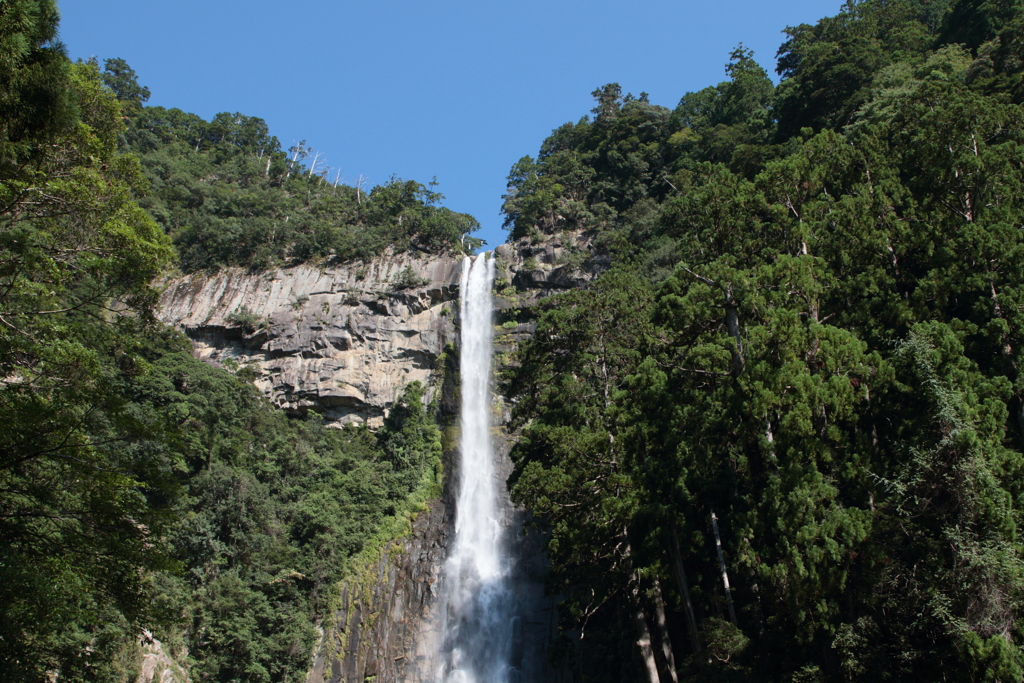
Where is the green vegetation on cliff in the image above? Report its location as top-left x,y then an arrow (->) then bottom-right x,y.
120,103 -> 480,272
0,5 -> 448,681
8,0 -> 1024,680
504,0 -> 1024,680
102,60 -> 480,273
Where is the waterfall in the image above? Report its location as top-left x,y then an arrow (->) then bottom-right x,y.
434,252 -> 516,683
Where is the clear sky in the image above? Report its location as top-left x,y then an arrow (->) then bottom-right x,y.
56,0 -> 843,250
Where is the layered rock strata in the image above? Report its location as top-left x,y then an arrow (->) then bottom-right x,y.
157,250 -> 462,427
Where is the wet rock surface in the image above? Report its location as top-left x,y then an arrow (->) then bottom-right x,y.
306,389 -> 568,683
307,497 -> 451,683
157,233 -> 604,682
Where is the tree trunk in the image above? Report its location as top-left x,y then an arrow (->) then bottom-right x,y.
679,268 -> 744,376
652,581 -> 679,683
724,286 -> 744,377
632,584 -> 661,683
668,524 -> 701,654
711,512 -> 738,626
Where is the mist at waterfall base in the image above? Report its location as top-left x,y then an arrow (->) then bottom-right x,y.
434,253 -> 518,683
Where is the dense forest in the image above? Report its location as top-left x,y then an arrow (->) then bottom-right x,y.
5,0 -> 1024,680
118,94 -> 483,272
0,2 -> 454,681
502,0 -> 1024,680
102,61 -> 482,272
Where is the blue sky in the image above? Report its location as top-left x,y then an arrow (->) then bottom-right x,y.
57,0 -> 843,250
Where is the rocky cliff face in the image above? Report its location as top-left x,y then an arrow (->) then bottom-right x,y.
157,250 -> 462,427
496,227 -> 607,293
301,229 -> 604,683
156,228 -> 602,430
158,230 -> 604,682
307,496 -> 451,683
134,630 -> 189,683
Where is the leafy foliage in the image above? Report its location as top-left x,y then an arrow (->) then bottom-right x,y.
503,0 -> 1024,679
0,0 -> 75,175
0,59 -> 177,682
107,73 -> 481,272
11,0 -> 1024,680
137,340 -> 442,683
0,12 -> 448,681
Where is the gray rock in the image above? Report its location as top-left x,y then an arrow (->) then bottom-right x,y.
156,232 -> 599,681
157,250 -> 462,428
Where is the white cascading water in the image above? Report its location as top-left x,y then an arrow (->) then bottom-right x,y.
435,253 -> 517,683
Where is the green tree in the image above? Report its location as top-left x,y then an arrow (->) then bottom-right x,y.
500,0 -> 1024,672
508,270 -> 661,678
936,0 -> 1023,51
669,46 -> 777,175
0,0 -> 74,175
101,57 -> 151,113
774,0 -> 948,138
0,60 -> 177,681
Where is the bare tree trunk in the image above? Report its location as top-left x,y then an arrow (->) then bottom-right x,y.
652,581 -> 679,683
307,151 -> 322,178
632,583 -> 661,683
711,512 -> 738,626
356,174 -> 367,205
668,524 -> 701,654
286,149 -> 298,180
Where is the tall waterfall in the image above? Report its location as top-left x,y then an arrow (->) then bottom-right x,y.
434,252 -> 516,683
